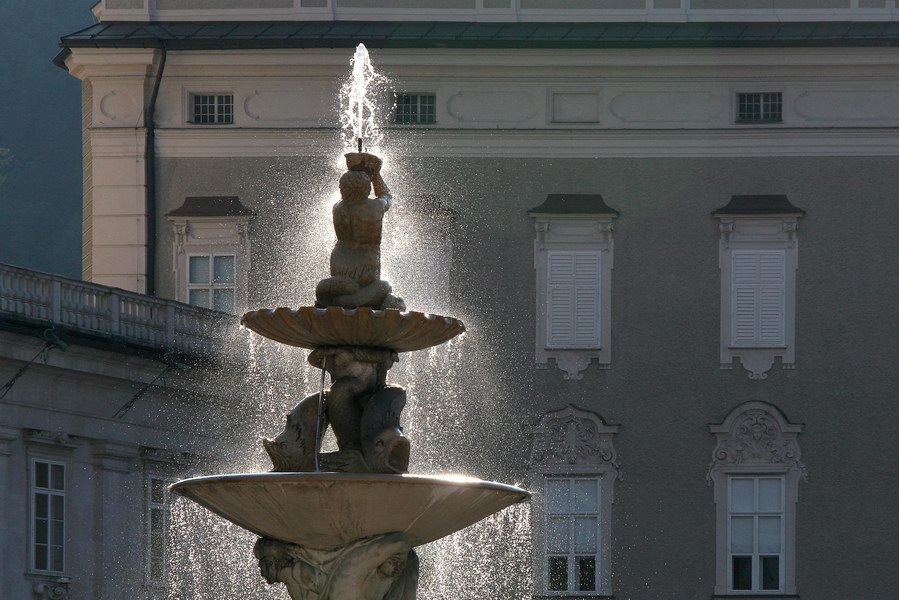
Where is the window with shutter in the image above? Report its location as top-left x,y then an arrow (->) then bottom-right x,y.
731,250 -> 785,347
531,196 -> 617,378
714,197 -> 802,378
547,251 -> 601,350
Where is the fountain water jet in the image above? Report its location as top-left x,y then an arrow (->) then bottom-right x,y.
170,46 -> 529,600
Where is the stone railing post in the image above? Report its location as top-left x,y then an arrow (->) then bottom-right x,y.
109,292 -> 121,336
165,304 -> 176,345
50,280 -> 62,323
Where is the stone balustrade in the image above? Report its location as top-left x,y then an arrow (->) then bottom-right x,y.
0,263 -> 236,357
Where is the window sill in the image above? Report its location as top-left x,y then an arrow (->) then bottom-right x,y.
728,345 -> 787,350
712,595 -> 798,599
25,571 -> 68,579
534,595 -> 614,599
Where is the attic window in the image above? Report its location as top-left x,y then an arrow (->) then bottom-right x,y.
736,93 -> 782,124
394,93 -> 436,125
191,94 -> 234,124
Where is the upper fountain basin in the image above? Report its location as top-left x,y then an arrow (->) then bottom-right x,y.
170,472 -> 529,549
241,306 -> 465,352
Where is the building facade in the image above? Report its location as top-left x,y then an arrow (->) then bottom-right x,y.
39,1 -> 899,598
0,263 -> 263,599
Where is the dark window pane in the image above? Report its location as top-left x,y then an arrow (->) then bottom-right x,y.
35,493 -> 48,518
151,554 -> 164,581
36,462 -> 49,488
51,464 -> 64,490
577,555 -> 596,591
188,289 -> 210,308
35,518 -> 48,545
51,495 -> 64,520
151,479 -> 166,504
51,520 -> 64,547
762,555 -> 780,590
732,555 -> 752,590
34,543 -> 48,570
548,556 -> 568,591
213,288 -> 235,313
51,545 -> 64,572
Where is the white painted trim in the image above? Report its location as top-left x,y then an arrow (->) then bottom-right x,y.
67,46 -> 899,71
94,0 -> 899,22
532,218 -> 614,379
717,216 -> 800,379
28,458 -> 67,576
709,402 -> 804,597
152,127 -> 899,158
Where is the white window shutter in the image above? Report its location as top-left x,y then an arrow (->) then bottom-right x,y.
731,251 -> 785,347
547,251 -> 601,349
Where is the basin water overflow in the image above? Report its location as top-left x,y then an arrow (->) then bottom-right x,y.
170,45 -> 530,600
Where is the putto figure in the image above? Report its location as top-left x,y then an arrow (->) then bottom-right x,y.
316,152 -> 406,311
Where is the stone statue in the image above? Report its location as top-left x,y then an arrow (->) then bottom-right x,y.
316,152 -> 406,311
255,534 -> 419,600
263,347 -> 410,474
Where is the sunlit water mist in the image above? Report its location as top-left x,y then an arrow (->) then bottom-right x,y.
166,46 -> 533,600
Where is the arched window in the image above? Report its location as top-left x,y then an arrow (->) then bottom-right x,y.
528,405 -> 620,596
708,401 -> 806,597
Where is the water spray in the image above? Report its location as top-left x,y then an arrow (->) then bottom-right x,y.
341,43 -> 384,151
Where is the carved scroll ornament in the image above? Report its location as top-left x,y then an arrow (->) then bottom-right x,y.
529,404 -> 619,472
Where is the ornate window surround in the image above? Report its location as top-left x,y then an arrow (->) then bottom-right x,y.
714,195 -> 804,380
529,195 -> 619,380
166,196 -> 255,314
528,405 -> 620,598
708,401 -> 806,598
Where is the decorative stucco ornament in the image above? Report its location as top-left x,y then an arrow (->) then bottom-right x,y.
529,404 -> 620,472
708,401 -> 807,481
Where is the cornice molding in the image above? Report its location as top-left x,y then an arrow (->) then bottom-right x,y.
149,128 -> 899,159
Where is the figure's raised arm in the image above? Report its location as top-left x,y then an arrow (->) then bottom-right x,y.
372,173 -> 391,211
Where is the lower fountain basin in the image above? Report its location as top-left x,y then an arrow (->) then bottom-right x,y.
170,472 -> 528,550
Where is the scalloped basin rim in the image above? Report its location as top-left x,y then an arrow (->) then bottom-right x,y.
170,472 -> 529,549
239,306 -> 465,352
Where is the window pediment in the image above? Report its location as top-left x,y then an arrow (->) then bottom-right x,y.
530,404 -> 620,473
709,401 -> 806,478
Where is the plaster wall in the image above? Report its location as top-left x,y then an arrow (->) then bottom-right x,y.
153,153 -> 899,599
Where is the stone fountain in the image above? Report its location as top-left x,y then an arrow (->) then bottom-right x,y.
170,47 -> 529,600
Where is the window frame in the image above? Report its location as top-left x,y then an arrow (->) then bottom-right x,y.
716,214 -> 800,379
709,402 -> 805,598
189,92 -> 235,125
185,252 -> 237,314
729,249 -> 787,349
530,212 -> 616,379
528,405 -> 620,598
543,476 -> 603,595
145,475 -> 175,586
726,476 -> 786,594
393,92 -> 437,125
545,250 -> 602,351
30,458 -> 67,575
735,92 -> 784,125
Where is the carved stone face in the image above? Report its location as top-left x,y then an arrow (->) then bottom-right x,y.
362,427 -> 410,474
339,170 -> 372,202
